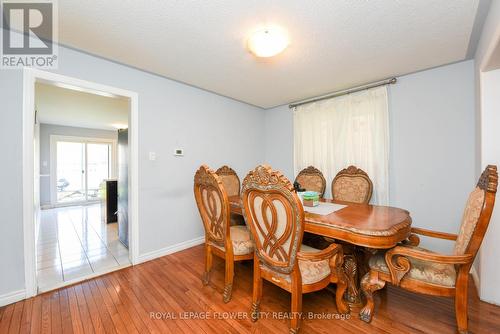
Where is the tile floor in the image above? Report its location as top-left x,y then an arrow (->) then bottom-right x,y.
37,203 -> 130,292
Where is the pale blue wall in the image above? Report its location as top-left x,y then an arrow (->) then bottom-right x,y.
0,42 -> 265,296
388,60 -> 475,254
0,70 -> 26,297
264,60 -> 476,254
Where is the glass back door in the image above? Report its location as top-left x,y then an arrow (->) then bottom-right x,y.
55,138 -> 114,204
56,141 -> 86,203
86,143 -> 112,201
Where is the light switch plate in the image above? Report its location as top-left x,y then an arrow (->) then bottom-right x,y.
149,152 -> 156,161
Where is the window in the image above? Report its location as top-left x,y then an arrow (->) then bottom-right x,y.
293,86 -> 389,204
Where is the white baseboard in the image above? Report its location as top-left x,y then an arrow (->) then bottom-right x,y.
137,236 -> 205,264
470,266 -> 480,295
0,289 -> 26,307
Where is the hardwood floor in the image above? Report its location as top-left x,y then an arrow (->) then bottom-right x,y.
1,244 -> 500,333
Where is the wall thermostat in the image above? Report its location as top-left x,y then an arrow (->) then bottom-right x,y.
174,148 -> 184,156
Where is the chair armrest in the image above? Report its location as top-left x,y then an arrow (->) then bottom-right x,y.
387,245 -> 472,265
385,245 -> 473,286
411,227 -> 458,241
297,243 -> 342,262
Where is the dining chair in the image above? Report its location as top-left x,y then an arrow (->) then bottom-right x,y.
216,165 -> 240,197
295,166 -> 327,198
194,165 -> 254,303
331,165 -> 373,204
295,166 -> 330,248
359,165 -> 498,334
241,165 -> 349,333
216,165 -> 245,226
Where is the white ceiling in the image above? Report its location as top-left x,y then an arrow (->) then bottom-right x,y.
36,83 -> 129,130
58,0 -> 481,108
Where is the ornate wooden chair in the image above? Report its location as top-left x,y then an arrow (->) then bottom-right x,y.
294,166 -> 327,198
194,165 -> 254,303
359,165 -> 498,334
216,165 -> 245,226
216,165 -> 241,197
295,166 -> 329,248
241,165 -> 349,333
331,165 -> 373,204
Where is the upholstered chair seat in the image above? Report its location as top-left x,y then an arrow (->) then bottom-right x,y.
271,244 -> 332,285
212,226 -> 254,256
297,245 -> 332,284
368,246 -> 457,287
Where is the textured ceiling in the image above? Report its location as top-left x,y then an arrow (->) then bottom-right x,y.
58,0 -> 480,108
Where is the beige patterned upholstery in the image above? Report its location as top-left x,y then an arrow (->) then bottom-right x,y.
368,246 -> 457,287
219,174 -> 240,197
272,244 -> 331,285
453,187 -> 486,255
295,166 -> 326,198
212,225 -> 254,256
215,166 -> 243,226
298,244 -> 332,284
332,176 -> 371,203
295,175 -> 325,197
216,166 -> 241,197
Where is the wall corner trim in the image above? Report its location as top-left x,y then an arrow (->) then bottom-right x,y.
0,289 -> 26,307
137,236 -> 205,264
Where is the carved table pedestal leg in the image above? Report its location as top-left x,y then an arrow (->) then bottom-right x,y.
342,245 -> 372,309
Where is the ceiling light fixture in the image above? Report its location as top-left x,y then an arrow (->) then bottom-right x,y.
247,26 -> 289,58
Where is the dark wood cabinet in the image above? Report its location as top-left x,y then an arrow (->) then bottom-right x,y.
101,180 -> 118,223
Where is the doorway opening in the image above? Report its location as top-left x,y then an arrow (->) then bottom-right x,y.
23,69 -> 139,296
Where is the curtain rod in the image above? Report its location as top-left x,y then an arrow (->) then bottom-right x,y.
288,77 -> 397,109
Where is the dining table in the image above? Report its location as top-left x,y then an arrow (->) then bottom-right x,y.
228,195 -> 413,308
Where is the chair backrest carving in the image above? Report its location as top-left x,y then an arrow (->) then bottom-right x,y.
216,165 -> 241,197
454,165 -> 498,257
194,165 -> 230,247
332,165 -> 373,203
295,166 -> 326,198
242,165 -> 304,274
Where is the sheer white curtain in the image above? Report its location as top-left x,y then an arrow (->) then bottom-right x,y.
293,86 -> 389,204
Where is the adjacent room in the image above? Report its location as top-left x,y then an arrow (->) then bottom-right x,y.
35,82 -> 131,291
0,1 -> 499,333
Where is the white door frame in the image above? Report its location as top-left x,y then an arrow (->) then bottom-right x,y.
50,135 -> 117,205
23,68 -> 140,298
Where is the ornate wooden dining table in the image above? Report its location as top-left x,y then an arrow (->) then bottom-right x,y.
228,195 -> 412,308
